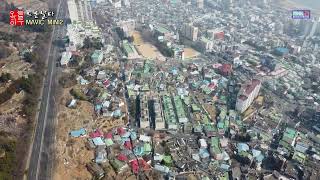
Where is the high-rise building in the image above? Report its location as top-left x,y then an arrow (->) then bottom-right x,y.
173,46 -> 185,60
207,29 -> 224,40
196,0 -> 204,8
222,0 -> 233,10
308,18 -> 320,38
192,26 -> 198,41
199,36 -> 213,52
67,0 -> 93,23
122,0 -> 130,7
140,94 -> 150,129
181,24 -> 198,41
153,96 -> 165,130
236,79 -> 261,113
298,18 -> 320,37
118,20 -> 135,37
108,0 -> 121,8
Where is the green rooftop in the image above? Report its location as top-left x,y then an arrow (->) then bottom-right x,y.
201,36 -> 211,43
144,143 -> 152,153
91,50 -> 102,59
123,41 -> 135,54
282,135 -> 293,144
202,115 -> 210,124
163,155 -> 173,166
217,121 -> 225,129
142,84 -> 150,91
205,124 -> 217,132
292,151 -> 306,164
182,96 -> 191,105
284,127 -> 296,139
128,89 -> 135,97
162,95 -> 177,125
173,96 -> 187,120
210,137 -> 222,154
191,104 -> 201,112
279,140 -> 293,152
143,61 -> 152,74
219,110 -> 227,120
219,172 -> 229,180
110,159 -> 126,172
156,26 -> 170,34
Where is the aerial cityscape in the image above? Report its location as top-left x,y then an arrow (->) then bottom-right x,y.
0,0 -> 320,180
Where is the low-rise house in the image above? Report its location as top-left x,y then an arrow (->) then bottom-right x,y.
252,149 -> 264,163
279,128 -> 297,153
198,139 -> 208,148
199,148 -> 210,159
105,138 -> 114,147
292,151 -> 306,164
96,70 -> 107,80
175,160 -> 186,170
204,124 -> 216,137
70,128 -> 86,137
237,143 -> 250,152
67,99 -> 77,108
209,137 -> 223,160
220,137 -> 229,148
130,159 -> 151,174
86,162 -> 104,179
294,142 -> 308,153
90,129 -> 103,138
162,155 -> 173,167
134,145 -> 144,156
77,76 -> 90,85
139,135 -> 151,142
154,154 -> 164,162
117,153 -> 128,162
110,159 -> 128,173
95,146 -> 107,164
143,143 -> 152,154
92,137 -> 106,146
154,164 -> 170,173
60,51 -> 72,66
91,50 -> 104,64
192,153 -> 201,162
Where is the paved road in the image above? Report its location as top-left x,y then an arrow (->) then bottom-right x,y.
27,0 -> 67,179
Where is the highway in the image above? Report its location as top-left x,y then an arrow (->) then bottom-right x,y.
27,0 -> 67,179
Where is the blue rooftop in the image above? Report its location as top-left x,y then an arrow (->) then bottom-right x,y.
92,137 -> 105,146
134,146 -> 144,156
237,143 -> 249,152
70,128 -> 86,137
275,47 -> 289,52
130,131 -> 137,140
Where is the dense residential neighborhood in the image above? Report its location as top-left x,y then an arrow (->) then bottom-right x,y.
2,0 -> 320,179
51,0 -> 320,179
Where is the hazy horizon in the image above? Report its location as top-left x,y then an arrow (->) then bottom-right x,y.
291,0 -> 320,10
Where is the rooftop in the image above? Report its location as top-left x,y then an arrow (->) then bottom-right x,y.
155,25 -> 170,34
244,79 -> 261,95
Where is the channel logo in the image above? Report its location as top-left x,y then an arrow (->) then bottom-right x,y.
292,10 -> 311,20
9,9 -> 64,26
9,10 -> 24,26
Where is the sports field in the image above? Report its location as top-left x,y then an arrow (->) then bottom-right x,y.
183,47 -> 200,60
133,31 -> 165,60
